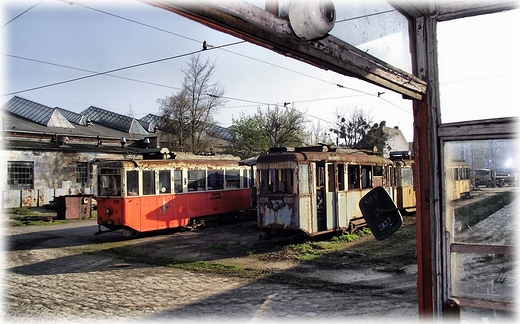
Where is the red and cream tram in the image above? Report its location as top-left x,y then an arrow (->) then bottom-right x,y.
94,153 -> 252,236
255,146 -> 397,237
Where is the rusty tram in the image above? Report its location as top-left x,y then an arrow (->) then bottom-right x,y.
94,152 -> 253,236
255,146 -> 416,237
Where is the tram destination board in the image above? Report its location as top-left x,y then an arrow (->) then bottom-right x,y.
359,186 -> 402,240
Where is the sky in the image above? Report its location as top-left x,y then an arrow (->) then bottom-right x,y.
1,0 -> 518,144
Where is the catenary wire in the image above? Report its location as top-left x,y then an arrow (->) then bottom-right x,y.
7,2 -> 411,120
70,1 -> 409,113
3,41 -> 244,96
3,53 -> 183,91
1,0 -> 43,28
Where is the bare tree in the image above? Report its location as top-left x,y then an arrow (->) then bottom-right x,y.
157,54 -> 227,153
305,121 -> 333,146
329,107 -> 372,147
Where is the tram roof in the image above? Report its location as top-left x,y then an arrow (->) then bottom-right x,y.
257,146 -> 391,165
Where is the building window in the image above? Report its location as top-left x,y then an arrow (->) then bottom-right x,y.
7,161 -> 34,190
76,162 -> 88,188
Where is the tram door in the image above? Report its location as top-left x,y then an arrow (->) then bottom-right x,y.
315,162 -> 338,232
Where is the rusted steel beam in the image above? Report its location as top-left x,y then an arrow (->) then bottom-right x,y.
143,0 -> 426,100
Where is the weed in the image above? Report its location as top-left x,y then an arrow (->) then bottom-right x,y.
9,207 -> 34,216
211,242 -> 230,250
168,260 -> 268,278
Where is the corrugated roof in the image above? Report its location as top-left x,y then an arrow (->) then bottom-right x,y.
3,96 -> 75,129
205,124 -> 232,141
140,114 -> 161,132
81,106 -> 149,135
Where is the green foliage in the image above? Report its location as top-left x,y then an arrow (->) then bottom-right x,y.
168,260 -> 267,278
227,105 -> 309,158
9,207 -> 34,216
334,233 -> 359,242
358,227 -> 372,237
226,112 -> 270,159
355,120 -> 390,153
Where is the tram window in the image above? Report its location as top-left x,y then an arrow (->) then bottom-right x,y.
271,169 -> 291,193
348,165 -> 360,190
327,164 -> 335,192
401,168 -> 413,186
338,164 -> 345,191
387,166 -> 393,187
374,166 -> 383,177
361,165 -> 373,189
208,170 -> 223,190
188,170 -> 205,191
143,170 -> 155,195
243,169 -> 250,189
173,170 -> 183,193
126,170 -> 139,196
299,165 -> 309,194
158,170 -> 171,194
259,169 -> 267,194
98,168 -> 121,196
225,170 -> 240,189
316,165 -> 325,187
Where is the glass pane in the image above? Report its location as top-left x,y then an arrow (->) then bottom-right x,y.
174,170 -> 183,193
126,170 -> 139,196
437,10 -> 519,123
299,164 -> 309,194
444,139 -> 518,245
225,170 -> 240,189
331,0 -> 412,72
159,170 -> 171,194
444,138 -> 518,317
208,170 -> 223,190
142,170 -> 155,195
461,306 -> 515,323
451,252 -> 517,304
188,170 -> 205,191
98,174 -> 121,196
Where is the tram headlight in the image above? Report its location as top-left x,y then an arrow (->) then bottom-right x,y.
105,207 -> 112,215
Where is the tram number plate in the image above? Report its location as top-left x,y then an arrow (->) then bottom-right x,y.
359,186 -> 402,240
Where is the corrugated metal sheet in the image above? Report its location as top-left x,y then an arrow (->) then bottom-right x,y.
82,106 -> 149,135
3,96 -> 75,128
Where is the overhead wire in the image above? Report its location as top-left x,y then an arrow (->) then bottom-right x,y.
6,2 -> 411,121
3,41 -> 244,96
70,1 -> 409,114
1,0 -> 44,28
3,53 -> 183,91
336,9 -> 395,23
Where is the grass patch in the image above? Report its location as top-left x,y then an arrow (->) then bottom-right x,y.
211,241 -> 242,251
5,206 -> 96,227
11,219 -> 68,227
168,260 -> 271,278
8,207 -> 38,216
